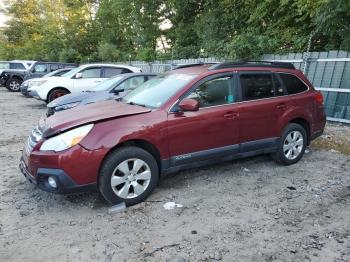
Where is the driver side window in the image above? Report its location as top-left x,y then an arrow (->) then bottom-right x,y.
187,76 -> 235,108
117,76 -> 145,91
80,68 -> 101,78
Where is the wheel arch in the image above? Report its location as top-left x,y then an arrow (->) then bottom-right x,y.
288,117 -> 311,145
46,87 -> 70,103
97,139 -> 162,186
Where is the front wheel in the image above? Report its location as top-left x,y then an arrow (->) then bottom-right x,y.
273,123 -> 307,165
47,88 -> 69,102
6,78 -> 22,92
99,147 -> 159,206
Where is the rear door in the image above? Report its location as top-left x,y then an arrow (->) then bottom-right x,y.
237,71 -> 291,151
167,73 -> 240,166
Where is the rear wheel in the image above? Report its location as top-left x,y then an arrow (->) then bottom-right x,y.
273,123 -> 307,165
6,78 -> 22,92
47,88 -> 69,102
99,146 -> 159,206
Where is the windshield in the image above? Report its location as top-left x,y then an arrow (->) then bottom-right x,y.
122,73 -> 195,108
0,62 -> 9,69
61,67 -> 81,78
91,75 -> 124,91
43,70 -> 62,77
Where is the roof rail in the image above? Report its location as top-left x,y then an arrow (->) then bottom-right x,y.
173,62 -> 218,70
208,60 -> 295,70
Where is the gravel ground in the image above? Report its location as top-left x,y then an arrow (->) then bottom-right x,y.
0,87 -> 349,262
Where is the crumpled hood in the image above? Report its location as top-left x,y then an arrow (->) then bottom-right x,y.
40,99 -> 151,138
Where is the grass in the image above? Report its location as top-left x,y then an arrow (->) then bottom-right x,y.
311,136 -> 350,156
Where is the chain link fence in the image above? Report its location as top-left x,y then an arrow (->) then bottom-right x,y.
124,51 -> 350,123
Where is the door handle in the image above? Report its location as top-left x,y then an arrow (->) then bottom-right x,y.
224,111 -> 239,119
276,104 -> 287,110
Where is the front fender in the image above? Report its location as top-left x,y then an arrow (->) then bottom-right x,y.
79,111 -> 169,158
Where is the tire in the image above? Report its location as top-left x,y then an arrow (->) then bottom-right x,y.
47,88 -> 69,102
273,123 -> 307,165
6,78 -> 22,92
99,146 -> 159,206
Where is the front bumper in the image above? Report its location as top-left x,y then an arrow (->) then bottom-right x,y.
20,159 -> 97,193
20,142 -> 106,194
28,89 -> 42,100
20,84 -> 30,96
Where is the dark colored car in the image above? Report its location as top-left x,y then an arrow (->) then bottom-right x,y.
20,68 -> 76,97
20,61 -> 326,206
46,73 -> 156,116
0,61 -> 77,92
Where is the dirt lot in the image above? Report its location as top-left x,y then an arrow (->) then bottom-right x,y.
0,87 -> 349,262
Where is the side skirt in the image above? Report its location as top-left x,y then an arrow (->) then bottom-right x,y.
161,137 -> 279,175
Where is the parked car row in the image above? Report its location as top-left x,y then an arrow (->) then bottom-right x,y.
0,61 -> 77,91
17,61 -> 326,207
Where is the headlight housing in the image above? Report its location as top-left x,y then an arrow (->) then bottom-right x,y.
31,79 -> 48,87
54,101 -> 80,112
40,124 -> 94,152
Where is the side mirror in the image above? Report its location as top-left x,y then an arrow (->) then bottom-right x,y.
75,72 -> 83,79
113,88 -> 125,94
178,98 -> 199,112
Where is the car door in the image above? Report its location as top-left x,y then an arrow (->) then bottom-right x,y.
114,76 -> 146,95
237,71 -> 291,151
167,73 -> 240,166
30,63 -> 48,78
72,67 -> 103,91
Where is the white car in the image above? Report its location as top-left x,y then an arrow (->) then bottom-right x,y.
28,64 -> 141,102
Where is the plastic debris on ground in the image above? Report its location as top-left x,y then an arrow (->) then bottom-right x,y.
108,202 -> 126,214
163,202 -> 183,210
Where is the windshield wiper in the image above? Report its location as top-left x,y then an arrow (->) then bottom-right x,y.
127,101 -> 147,108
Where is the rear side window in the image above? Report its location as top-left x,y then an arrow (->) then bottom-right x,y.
104,67 -> 122,78
279,73 -> 308,94
240,73 -> 274,100
50,64 -> 59,71
10,63 -> 26,70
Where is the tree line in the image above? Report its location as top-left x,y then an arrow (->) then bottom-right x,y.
0,0 -> 349,63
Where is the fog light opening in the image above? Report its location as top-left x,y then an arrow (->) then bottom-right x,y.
48,177 -> 57,188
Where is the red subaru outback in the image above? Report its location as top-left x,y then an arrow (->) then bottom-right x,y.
20,62 -> 326,206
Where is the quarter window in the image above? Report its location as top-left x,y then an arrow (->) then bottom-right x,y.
187,76 -> 235,108
279,73 -> 308,94
240,74 -> 274,100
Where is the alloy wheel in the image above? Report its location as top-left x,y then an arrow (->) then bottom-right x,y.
9,81 -> 20,91
110,158 -> 151,199
283,131 -> 304,160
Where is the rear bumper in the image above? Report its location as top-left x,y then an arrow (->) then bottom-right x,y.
310,129 -> 324,142
19,158 -> 97,194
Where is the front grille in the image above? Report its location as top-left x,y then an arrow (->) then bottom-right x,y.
25,126 -> 43,153
47,107 -> 55,117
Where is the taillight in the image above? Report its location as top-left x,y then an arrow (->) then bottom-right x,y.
314,91 -> 323,104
